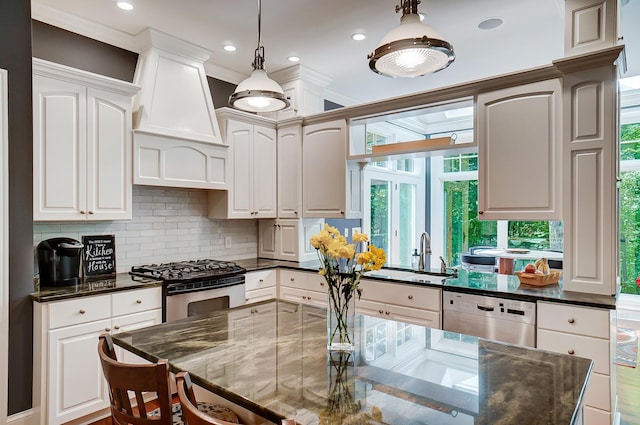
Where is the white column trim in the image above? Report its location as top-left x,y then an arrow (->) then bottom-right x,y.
0,67 -> 9,424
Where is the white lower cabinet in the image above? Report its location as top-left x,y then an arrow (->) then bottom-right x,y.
356,279 -> 441,328
244,269 -> 278,304
536,301 -> 615,425
34,286 -> 162,425
278,269 -> 327,308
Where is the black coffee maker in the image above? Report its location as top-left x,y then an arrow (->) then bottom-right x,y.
37,237 -> 84,287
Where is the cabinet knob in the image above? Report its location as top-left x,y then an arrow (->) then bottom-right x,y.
79,309 -> 86,315
568,349 -> 575,355
136,299 -> 142,304
114,325 -> 120,330
88,211 -> 94,215
294,211 -> 298,216
80,210 -> 86,215
478,211 -> 484,215
105,327 -> 111,332
568,318 -> 575,324
290,278 -> 295,281
408,295 -> 414,300
320,282 -> 324,286
340,211 -> 344,215
378,310 -> 384,314
385,311 -> 390,315
259,279 -> 264,283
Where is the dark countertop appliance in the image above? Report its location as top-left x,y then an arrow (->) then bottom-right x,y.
37,237 -> 84,287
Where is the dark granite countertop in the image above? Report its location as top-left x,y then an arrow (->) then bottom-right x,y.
112,299 -> 592,425
31,273 -> 163,303
238,258 -> 617,309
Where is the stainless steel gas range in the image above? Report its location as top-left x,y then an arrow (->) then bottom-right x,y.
130,259 -> 246,322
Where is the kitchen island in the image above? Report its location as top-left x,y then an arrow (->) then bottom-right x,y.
112,299 -> 592,425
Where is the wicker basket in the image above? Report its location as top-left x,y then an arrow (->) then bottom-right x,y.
515,270 -> 562,287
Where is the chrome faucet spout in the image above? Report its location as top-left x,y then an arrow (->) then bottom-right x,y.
418,232 -> 431,271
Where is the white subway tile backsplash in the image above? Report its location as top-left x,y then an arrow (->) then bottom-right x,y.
33,186 -> 259,273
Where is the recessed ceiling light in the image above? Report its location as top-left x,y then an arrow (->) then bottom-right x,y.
351,33 -> 366,41
478,17 -> 504,30
288,56 -> 300,62
223,45 -> 237,52
116,1 -> 134,11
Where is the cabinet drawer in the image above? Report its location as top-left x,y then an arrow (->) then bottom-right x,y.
387,304 -> 441,329
306,272 -> 329,293
584,372 -> 611,411
537,329 -> 610,375
246,287 -> 277,304
360,280 -> 440,312
245,269 -> 277,291
279,269 -> 309,290
49,294 -> 111,329
537,302 -> 610,338
111,287 -> 162,317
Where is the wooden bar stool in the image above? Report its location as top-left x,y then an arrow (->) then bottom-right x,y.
98,334 -> 239,425
176,372 -> 241,425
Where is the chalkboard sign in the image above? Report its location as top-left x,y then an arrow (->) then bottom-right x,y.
82,235 -> 116,278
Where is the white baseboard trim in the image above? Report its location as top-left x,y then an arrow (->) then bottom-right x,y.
7,409 -> 33,425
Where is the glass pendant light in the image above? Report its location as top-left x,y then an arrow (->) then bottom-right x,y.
229,0 -> 289,112
368,0 -> 455,78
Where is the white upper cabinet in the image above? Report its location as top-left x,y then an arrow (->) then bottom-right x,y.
277,122 -> 303,218
209,109 -> 277,219
33,59 -> 140,221
302,119 -> 362,218
476,78 -> 562,221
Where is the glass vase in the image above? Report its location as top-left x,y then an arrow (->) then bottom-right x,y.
327,286 -> 356,352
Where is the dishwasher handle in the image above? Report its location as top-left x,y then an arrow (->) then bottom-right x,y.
476,304 -> 495,312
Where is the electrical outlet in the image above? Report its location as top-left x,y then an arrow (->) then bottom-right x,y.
344,228 -> 349,237
225,237 -> 232,248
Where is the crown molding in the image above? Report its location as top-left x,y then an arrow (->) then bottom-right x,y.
324,89 -> 360,108
32,3 -> 141,53
204,62 -> 245,85
270,64 -> 332,87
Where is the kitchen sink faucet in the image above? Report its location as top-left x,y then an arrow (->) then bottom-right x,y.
418,232 -> 432,271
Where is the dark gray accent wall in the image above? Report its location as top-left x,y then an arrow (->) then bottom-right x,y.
1,0 -> 34,415
32,20 -> 138,82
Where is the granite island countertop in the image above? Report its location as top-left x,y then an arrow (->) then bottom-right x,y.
112,299 -> 592,425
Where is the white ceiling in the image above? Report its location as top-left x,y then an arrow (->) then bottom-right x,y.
32,0 -> 640,106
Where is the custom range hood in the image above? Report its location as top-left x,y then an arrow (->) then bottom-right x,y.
132,29 -> 228,189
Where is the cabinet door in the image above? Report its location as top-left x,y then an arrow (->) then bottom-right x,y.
111,309 -> 162,364
258,220 -> 277,259
86,88 -> 132,220
48,319 -> 111,425
33,75 -> 87,220
277,220 -> 299,261
303,120 -> 347,218
252,125 -> 277,218
227,120 -> 253,218
477,79 -> 562,220
277,125 -> 302,218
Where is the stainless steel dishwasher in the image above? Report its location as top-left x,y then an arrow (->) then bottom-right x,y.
442,291 -> 536,347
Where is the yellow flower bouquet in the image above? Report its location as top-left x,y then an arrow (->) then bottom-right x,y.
310,224 -> 386,351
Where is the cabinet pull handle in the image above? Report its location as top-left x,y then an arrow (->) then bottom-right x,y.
114,325 -> 120,330
408,295 -> 414,300
568,318 -> 575,324
88,211 -> 94,215
568,349 -> 575,355
136,299 -> 142,304
79,309 -> 86,315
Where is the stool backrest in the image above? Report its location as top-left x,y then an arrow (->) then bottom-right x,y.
176,372 -> 237,425
98,334 -> 173,425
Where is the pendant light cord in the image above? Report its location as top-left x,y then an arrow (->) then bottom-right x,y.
257,0 -> 262,49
